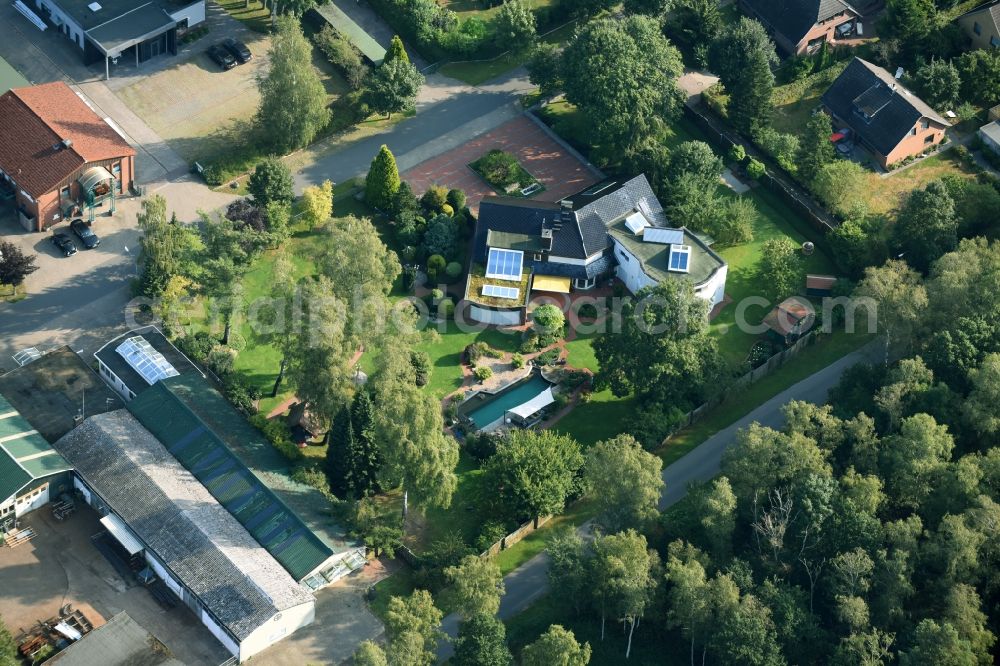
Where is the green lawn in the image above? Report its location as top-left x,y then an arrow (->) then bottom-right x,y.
216,0 -> 272,33
770,62 -> 848,135
409,323 -> 522,400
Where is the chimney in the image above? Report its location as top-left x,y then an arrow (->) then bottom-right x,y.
62,138 -> 73,149
556,200 -> 573,231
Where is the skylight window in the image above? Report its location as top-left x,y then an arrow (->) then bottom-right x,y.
482,285 -> 520,300
668,245 -> 691,273
643,228 -> 684,245
486,248 -> 524,281
116,336 -> 179,386
624,212 -> 648,235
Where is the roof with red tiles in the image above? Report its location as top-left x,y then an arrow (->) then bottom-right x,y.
0,81 -> 134,198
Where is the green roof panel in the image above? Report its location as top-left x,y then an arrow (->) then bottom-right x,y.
128,383 -> 334,581
0,448 -> 31,502
20,453 -> 72,478
3,434 -> 51,460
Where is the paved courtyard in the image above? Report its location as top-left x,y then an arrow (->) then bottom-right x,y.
0,505 -> 231,665
401,114 -> 602,213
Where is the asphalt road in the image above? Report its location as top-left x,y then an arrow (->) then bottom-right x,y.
293,69 -> 533,193
436,338 -> 883,659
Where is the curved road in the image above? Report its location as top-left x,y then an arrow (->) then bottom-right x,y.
437,338 -> 883,659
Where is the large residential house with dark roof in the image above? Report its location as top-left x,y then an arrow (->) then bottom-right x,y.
956,1 -> 1000,50
821,58 -> 950,169
739,0 -> 863,55
25,0 -> 205,77
0,81 -> 135,231
467,175 -> 728,325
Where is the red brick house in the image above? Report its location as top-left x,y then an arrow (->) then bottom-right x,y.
821,58 -> 950,169
740,0 -> 863,56
0,81 -> 135,232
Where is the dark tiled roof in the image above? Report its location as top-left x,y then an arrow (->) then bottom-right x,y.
473,197 -> 560,262
533,254 -> 616,281
822,58 -> 949,157
742,0 -> 858,46
94,327 -> 202,396
0,82 -> 134,198
53,412 -> 312,641
569,175 -> 664,257
128,382 -> 336,581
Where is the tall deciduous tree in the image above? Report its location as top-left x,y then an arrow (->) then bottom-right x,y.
484,429 -> 584,523
493,0 -> 536,53
136,195 -> 198,297
521,625 -> 592,666
709,17 -> 778,135
758,237 -> 805,304
589,529 -> 659,658
0,241 -> 38,295
855,259 -> 929,364
593,279 -> 721,406
891,180 -> 958,274
384,590 -> 444,666
257,16 -> 330,153
452,614 -> 513,666
913,58 -> 961,109
352,640 -> 388,666
248,156 -> 295,207
585,434 -> 664,532
444,555 -> 505,619
364,58 -> 425,119
366,145 -> 401,211
561,16 -> 684,152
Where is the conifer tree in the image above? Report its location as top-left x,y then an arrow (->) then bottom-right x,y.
365,145 -> 402,211
325,406 -> 354,497
349,390 -> 383,497
385,35 -> 408,64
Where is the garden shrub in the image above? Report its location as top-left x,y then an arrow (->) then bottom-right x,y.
475,520 -> 510,552
445,261 -> 463,279
474,366 -> 494,382
531,304 -> 565,337
728,144 -> 746,164
471,149 -> 536,193
175,331 -> 216,362
575,302 -> 599,321
250,413 -> 304,461
223,375 -> 262,417
312,25 -> 369,89
753,126 -> 800,174
291,463 -> 332,494
447,189 -> 467,211
441,203 -> 454,216
421,184 -> 449,212
439,297 -> 455,319
746,159 -> 766,180
630,403 -> 687,450
464,431 -> 500,462
535,348 -> 560,365
427,254 -> 447,278
207,345 -> 237,376
511,353 -> 525,369
411,350 -> 432,387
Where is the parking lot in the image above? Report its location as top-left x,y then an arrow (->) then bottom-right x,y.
0,505 -> 231,665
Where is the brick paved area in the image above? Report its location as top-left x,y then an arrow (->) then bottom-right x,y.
401,114 -> 600,213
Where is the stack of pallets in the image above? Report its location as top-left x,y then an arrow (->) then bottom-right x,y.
4,526 -> 36,548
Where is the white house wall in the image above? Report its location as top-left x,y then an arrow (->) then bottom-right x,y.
34,0 -> 85,49
696,265 -> 728,309
169,1 -> 206,27
239,601 -> 314,662
613,242 -> 657,295
14,483 -> 49,517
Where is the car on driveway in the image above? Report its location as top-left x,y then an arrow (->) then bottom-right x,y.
223,38 -> 252,64
207,44 -> 237,70
70,219 -> 100,249
50,232 -> 78,257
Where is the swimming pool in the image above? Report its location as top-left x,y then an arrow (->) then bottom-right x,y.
462,374 -> 553,431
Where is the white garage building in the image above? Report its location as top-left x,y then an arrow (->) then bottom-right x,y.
54,411 -> 316,663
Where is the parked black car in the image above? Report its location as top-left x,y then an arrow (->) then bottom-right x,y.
207,43 -> 237,70
223,38 -> 252,64
70,219 -> 100,249
50,232 -> 78,257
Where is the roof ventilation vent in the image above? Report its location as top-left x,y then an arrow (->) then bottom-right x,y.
88,1 -> 102,10
61,138 -> 73,149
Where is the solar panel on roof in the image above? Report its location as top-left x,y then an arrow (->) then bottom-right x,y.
668,244 -> 691,273
116,336 -> 179,386
486,248 -> 524,281
482,284 -> 520,300
643,227 -> 684,245
624,212 -> 648,235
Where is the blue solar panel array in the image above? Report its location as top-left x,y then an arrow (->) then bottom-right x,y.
669,245 -> 691,272
482,284 -> 520,300
486,248 -> 524,280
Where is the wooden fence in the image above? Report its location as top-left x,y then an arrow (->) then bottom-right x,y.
662,330 -> 821,443
480,515 -> 553,558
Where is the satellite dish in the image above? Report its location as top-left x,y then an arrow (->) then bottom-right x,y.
802,242 -> 815,256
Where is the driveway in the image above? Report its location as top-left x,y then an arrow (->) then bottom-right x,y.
293,67 -> 535,193
401,114 -> 601,212
437,338 -> 884,659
